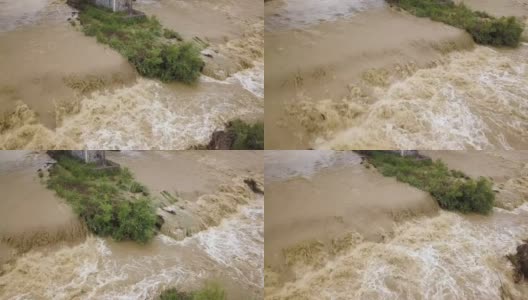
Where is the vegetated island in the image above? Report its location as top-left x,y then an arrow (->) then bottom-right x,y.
386,0 -> 524,47
70,0 -> 204,84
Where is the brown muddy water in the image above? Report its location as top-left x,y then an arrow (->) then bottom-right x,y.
264,151 -> 528,299
265,0 -> 528,150
0,0 -> 263,150
0,151 -> 264,299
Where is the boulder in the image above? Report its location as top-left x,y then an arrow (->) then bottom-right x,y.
508,241 -> 528,282
244,178 -> 264,194
207,130 -> 236,150
155,215 -> 165,230
516,243 -> 528,279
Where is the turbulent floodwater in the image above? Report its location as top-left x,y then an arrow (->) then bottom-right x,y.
0,152 -> 264,299
0,0 -> 264,149
266,0 -> 528,150
267,206 -> 528,300
312,45 -> 528,150
265,151 -> 528,300
0,78 -> 262,150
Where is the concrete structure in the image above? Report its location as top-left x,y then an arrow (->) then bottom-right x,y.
69,151 -> 106,164
67,0 -> 132,12
93,0 -> 131,12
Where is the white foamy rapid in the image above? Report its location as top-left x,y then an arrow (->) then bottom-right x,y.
264,150 -> 362,182
266,0 -> 384,30
306,46 -> 528,150
0,77 -> 263,149
268,207 -> 528,300
0,197 -> 264,299
190,195 -> 264,289
230,63 -> 264,98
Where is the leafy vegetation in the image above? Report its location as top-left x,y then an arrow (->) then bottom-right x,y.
78,4 -> 203,83
387,0 -> 523,47
47,155 -> 157,243
159,283 -> 226,300
228,119 -> 264,150
365,151 -> 495,214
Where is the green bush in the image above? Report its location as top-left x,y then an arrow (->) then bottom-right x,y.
78,4 -> 203,83
164,29 -> 183,41
388,0 -> 523,47
192,283 -> 226,300
228,119 -> 264,150
159,283 -> 226,300
46,155 -> 157,243
366,151 -> 495,214
130,181 -> 148,194
159,288 -> 192,300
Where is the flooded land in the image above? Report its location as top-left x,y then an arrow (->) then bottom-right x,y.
0,0 -> 263,149
264,150 -> 528,299
0,150 -> 264,299
265,0 -> 528,149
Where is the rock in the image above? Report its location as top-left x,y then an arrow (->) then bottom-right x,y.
521,30 -> 528,43
201,49 -> 215,58
161,206 -> 176,215
508,241 -> 528,282
207,130 -> 236,150
517,243 -> 528,278
244,178 -> 264,194
155,215 -> 164,230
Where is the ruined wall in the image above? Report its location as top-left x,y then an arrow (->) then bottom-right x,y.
93,0 -> 129,12
69,151 -> 106,163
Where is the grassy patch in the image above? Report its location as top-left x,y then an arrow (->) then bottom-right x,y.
366,151 -> 495,214
47,155 -> 157,243
78,4 -> 203,83
228,119 -> 264,150
159,283 -> 226,300
387,0 -> 523,47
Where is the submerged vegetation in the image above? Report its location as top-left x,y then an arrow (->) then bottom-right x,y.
78,4 -> 204,83
228,119 -> 264,150
192,119 -> 264,150
46,154 -> 157,243
365,151 -> 495,214
387,0 -> 523,47
159,283 -> 226,300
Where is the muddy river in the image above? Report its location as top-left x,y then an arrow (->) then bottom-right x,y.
0,151 -> 264,299
265,0 -> 528,150
264,150 -> 528,299
0,0 -> 263,149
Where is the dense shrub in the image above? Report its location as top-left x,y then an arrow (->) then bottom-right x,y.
47,156 -> 157,243
159,283 -> 226,300
78,4 -> 203,83
388,0 -> 523,47
228,119 -> 264,150
366,151 -> 495,214
163,29 -> 183,41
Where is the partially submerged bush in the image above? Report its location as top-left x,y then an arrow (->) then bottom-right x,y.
388,0 -> 523,47
366,151 -> 495,214
159,283 -> 226,300
228,119 -> 264,150
47,155 -> 157,243
78,4 -> 203,83
164,29 -> 183,41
